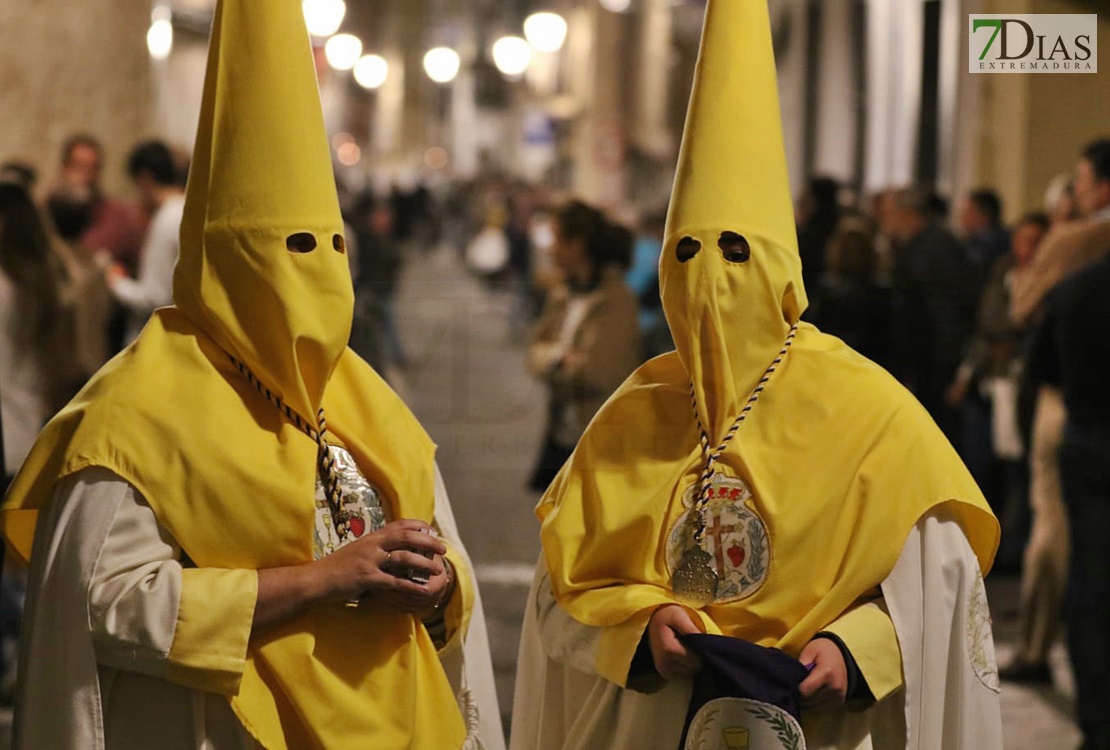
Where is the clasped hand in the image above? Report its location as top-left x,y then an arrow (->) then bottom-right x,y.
317,519 -> 451,618
648,604 -> 848,708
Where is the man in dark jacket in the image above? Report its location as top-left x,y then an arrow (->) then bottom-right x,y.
1027,252 -> 1110,750
880,186 -> 980,443
959,188 -> 1010,274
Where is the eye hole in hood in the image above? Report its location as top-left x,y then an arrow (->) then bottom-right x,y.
676,236 -> 702,263
286,232 -> 317,253
332,234 -> 346,254
718,231 -> 751,264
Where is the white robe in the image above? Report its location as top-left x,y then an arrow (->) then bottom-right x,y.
510,507 -> 1003,750
14,466 -> 505,750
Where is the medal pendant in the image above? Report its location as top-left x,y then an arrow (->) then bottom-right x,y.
671,547 -> 719,607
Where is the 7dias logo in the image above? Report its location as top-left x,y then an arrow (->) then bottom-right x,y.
970,14 -> 1096,73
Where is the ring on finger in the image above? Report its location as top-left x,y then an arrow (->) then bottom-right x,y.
384,550 -> 392,565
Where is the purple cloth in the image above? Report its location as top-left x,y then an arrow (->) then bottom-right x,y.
677,633 -> 810,748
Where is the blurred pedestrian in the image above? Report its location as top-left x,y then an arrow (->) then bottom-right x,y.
0,182 -> 71,484
804,214 -> 890,366
882,185 -> 981,442
1011,139 -> 1110,327
390,177 -> 434,248
349,193 -> 404,375
945,213 -> 1049,573
1044,173 -> 1079,228
959,188 -> 1010,273
0,163 -> 36,194
509,182 -> 544,330
465,198 -> 511,285
0,181 -> 71,701
48,137 -> 145,354
926,190 -> 951,223
103,141 -> 185,345
46,189 -> 113,382
47,135 -> 144,277
1027,251 -> 1110,750
2,1 -> 502,746
525,206 -> 561,300
1001,139 -> 1110,697
868,188 -> 897,285
526,201 -> 640,492
796,176 -> 841,294
625,207 -> 672,360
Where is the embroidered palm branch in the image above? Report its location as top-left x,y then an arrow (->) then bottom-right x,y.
747,521 -> 767,579
748,705 -> 802,750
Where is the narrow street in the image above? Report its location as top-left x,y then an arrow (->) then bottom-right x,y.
394,243 -> 548,738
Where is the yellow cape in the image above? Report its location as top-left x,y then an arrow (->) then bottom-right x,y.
539,326 -> 999,684
538,0 -> 998,687
3,1 -> 466,747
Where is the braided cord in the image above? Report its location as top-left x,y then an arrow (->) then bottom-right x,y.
690,324 -> 798,545
229,355 -> 347,532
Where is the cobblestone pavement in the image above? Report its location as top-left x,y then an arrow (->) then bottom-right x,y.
0,244 -> 1083,748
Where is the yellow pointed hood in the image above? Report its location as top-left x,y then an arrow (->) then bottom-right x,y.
535,1 -> 998,692
3,1 -> 472,745
176,0 -> 354,422
660,0 -> 807,441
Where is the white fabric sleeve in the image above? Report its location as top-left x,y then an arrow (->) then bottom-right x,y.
12,467 -> 185,750
81,471 -> 183,678
109,197 -> 181,315
530,561 -> 603,675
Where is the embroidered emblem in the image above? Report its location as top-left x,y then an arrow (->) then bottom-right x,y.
667,475 -> 770,604
966,568 -> 1000,693
684,698 -> 806,750
313,445 -> 387,559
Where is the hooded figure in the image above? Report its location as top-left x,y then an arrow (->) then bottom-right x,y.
2,1 -> 502,748
510,2 -> 1002,748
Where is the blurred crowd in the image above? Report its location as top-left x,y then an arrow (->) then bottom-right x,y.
2,132 -> 1108,739
1,135 -> 190,485
450,138 -> 1110,744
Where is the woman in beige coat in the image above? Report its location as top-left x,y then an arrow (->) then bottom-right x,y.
527,201 -> 642,491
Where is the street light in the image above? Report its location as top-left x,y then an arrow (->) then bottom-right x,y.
336,142 -> 362,166
147,18 -> 173,60
424,47 -> 461,84
598,0 -> 632,12
354,54 -> 389,90
302,0 -> 346,37
325,33 -> 363,71
492,36 -> 532,78
523,12 -> 568,53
